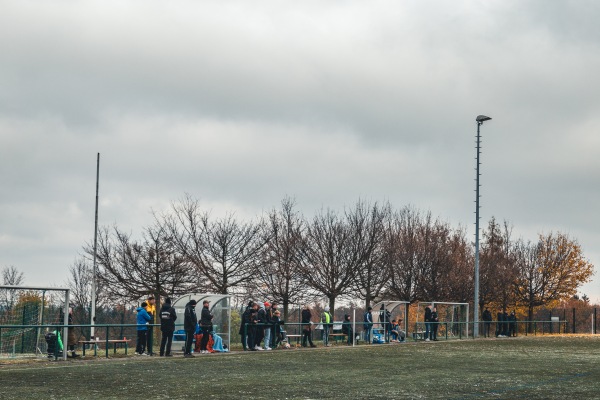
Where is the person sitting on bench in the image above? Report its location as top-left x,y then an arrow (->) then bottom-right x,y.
391,319 -> 406,342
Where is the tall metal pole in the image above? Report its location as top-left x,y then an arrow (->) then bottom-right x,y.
473,121 -> 483,338
91,153 -> 100,338
473,115 -> 491,338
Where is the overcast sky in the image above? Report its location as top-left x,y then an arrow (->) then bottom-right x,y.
1,1 -> 599,301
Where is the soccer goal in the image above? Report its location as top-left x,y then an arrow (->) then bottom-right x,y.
0,286 -> 70,360
416,301 -> 469,339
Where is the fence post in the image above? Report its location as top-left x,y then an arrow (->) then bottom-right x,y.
595,308 -> 597,335
105,325 -> 110,358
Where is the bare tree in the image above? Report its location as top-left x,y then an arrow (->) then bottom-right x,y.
0,265 -> 25,309
168,195 -> 266,294
347,200 -> 390,308
384,206 -> 423,302
300,208 -> 360,311
255,197 -> 309,319
89,220 -> 195,306
479,218 -> 518,311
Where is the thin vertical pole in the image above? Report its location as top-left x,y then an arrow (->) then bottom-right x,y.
473,121 -> 482,338
594,308 -> 597,334
352,308 -> 356,346
91,153 -> 100,338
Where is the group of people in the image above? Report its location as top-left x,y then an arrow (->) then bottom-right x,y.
423,305 -> 440,341
135,295 -> 216,357
238,302 -> 359,350
363,306 -> 407,344
238,300 -> 287,351
134,295 -> 157,355
482,307 -> 517,338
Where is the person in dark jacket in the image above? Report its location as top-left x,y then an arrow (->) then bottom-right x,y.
183,300 -> 197,357
248,302 -> 259,351
199,300 -> 214,354
239,301 -> 254,351
482,308 -> 493,338
379,305 -> 392,342
430,307 -> 439,341
363,306 -> 373,344
301,304 -> 316,348
159,297 -> 177,356
269,302 -> 279,349
508,311 -> 517,337
503,310 -> 509,337
424,305 -> 432,341
67,307 -> 79,358
136,302 -> 152,355
254,302 -> 267,350
271,309 -> 284,348
341,314 -> 353,345
495,307 -> 505,337
263,302 -> 273,350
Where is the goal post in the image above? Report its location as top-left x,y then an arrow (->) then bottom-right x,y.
0,286 -> 70,360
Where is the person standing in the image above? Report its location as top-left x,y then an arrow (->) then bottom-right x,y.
183,299 -> 197,357
199,300 -> 214,354
159,297 -> 177,357
321,306 -> 333,347
239,301 -> 254,351
263,302 -> 272,350
430,307 -> 439,341
482,308 -> 493,338
496,307 -> 505,337
248,302 -> 260,351
301,304 -> 316,348
254,302 -> 266,350
269,303 -> 279,349
67,307 -> 79,358
363,306 -> 373,344
136,302 -> 151,355
145,295 -> 156,356
424,305 -> 432,341
509,311 -> 517,337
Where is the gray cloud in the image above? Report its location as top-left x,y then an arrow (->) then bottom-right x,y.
1,1 -> 599,300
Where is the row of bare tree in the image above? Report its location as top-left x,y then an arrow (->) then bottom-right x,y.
71,196 -> 593,321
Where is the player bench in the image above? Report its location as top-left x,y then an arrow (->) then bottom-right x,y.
79,339 -> 131,357
328,332 -> 347,344
412,331 -> 426,340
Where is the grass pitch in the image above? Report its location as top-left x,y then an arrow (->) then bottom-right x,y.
1,336 -> 599,399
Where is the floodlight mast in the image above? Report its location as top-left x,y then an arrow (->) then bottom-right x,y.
91,153 -> 100,338
473,115 -> 491,338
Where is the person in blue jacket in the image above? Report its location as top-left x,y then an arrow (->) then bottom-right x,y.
136,302 -> 151,355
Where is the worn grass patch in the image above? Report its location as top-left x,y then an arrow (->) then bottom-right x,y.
1,336 -> 599,399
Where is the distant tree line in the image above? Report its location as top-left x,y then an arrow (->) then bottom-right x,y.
66,195 -> 594,322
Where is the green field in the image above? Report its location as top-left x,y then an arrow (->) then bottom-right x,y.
1,336 -> 599,399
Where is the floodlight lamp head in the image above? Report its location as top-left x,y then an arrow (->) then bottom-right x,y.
476,115 -> 492,123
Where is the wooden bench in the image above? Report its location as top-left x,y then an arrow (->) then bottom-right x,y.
328,333 -> 347,344
79,339 -> 130,356
412,331 -> 426,340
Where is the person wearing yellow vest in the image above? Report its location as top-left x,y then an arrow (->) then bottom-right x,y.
321,306 -> 333,347
146,295 -> 156,355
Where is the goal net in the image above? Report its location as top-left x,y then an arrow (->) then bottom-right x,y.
0,286 -> 69,359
